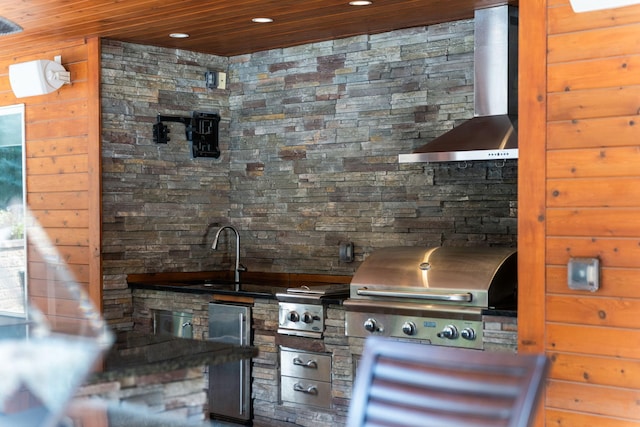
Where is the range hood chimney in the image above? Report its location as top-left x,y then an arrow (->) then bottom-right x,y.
399,6 -> 519,163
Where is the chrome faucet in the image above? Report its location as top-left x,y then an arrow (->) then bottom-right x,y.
212,225 -> 246,283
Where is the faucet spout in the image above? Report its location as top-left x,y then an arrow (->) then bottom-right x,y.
212,225 -> 246,284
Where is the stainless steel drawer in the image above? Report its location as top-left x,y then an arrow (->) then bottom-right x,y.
280,375 -> 331,408
281,348 -> 331,382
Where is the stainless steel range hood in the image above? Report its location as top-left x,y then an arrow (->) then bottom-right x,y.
399,6 -> 519,163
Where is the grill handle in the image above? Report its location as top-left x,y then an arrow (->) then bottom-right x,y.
355,288 -> 473,302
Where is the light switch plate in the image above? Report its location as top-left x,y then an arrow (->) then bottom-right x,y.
567,257 -> 599,292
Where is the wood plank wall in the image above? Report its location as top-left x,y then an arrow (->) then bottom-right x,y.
521,0 -> 640,425
0,38 -> 102,334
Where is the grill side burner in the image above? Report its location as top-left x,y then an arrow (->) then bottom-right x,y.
344,246 -> 517,350
276,285 -> 350,339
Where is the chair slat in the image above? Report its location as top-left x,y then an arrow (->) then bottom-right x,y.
347,337 -> 549,427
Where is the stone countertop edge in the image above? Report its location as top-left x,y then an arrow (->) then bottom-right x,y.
86,331 -> 258,384
129,281 -> 279,299
127,270 -> 353,299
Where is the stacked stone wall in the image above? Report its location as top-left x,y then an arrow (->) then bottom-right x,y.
101,18 -> 517,330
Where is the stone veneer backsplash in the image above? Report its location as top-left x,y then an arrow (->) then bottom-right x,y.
100,18 -> 517,329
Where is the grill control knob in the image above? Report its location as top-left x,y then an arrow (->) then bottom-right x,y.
461,328 -> 476,340
288,311 -> 300,322
437,325 -> 458,339
402,321 -> 417,336
301,312 -> 314,324
364,318 -> 380,333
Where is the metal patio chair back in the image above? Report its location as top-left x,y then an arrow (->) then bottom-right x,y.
347,336 -> 549,427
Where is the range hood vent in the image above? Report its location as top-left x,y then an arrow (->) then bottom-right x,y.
399,6 -> 519,164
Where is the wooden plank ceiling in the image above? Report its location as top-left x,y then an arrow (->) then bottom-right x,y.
0,0 -> 517,57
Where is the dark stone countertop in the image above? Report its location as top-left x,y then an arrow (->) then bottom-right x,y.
129,279 -> 281,299
87,331 -> 258,384
127,270 -> 352,300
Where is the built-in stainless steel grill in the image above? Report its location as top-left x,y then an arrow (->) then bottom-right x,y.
344,246 -> 517,349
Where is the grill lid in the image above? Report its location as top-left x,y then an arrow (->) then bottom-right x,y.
349,246 -> 517,309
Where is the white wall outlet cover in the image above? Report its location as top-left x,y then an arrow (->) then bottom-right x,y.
570,0 -> 640,12
217,72 -> 227,90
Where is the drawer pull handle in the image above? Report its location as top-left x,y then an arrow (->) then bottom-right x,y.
293,383 -> 318,395
293,357 -> 318,369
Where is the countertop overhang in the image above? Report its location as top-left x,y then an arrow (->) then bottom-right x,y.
88,330 -> 258,383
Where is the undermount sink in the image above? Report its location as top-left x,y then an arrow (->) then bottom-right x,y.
178,279 -> 237,287
170,280 -> 276,297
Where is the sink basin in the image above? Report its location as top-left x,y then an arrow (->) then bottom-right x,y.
169,280 -> 277,298
178,279 -> 237,288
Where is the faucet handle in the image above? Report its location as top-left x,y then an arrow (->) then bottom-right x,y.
237,264 -> 247,272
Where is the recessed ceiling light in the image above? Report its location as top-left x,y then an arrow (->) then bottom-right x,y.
169,32 -> 190,38
252,17 -> 273,23
349,1 -> 372,5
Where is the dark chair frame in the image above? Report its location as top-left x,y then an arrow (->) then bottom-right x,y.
347,337 -> 549,427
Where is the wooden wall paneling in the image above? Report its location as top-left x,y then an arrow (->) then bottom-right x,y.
546,408 -> 640,427
547,147 -> 640,178
546,380 -> 640,422
27,192 -> 90,211
550,352 -> 640,389
547,265 -> 640,297
547,295 -> 640,327
547,177 -> 640,206
28,244 -> 90,266
517,0 -> 548,424
517,0 -> 547,349
548,55 -> 640,92
548,23 -> 640,63
547,323 -> 640,358
24,136 -> 90,157
0,38 -> 104,332
28,154 -> 89,175
27,173 -> 89,193
30,295 -> 88,318
544,0 -> 640,423
29,262 -> 90,295
87,36 -> 102,311
547,86 -> 640,121
547,236 -> 640,268
548,1 -> 640,34
29,209 -> 90,229
547,208 -> 640,236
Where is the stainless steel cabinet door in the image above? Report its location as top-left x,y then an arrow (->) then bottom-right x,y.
208,303 -> 251,421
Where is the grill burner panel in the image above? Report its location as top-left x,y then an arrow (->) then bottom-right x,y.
345,311 -> 483,349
